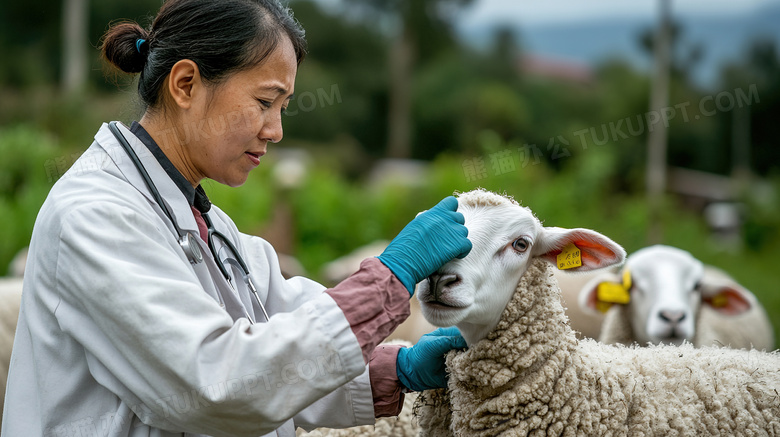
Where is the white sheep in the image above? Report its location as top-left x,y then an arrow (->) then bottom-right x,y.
578,244 -> 775,350
0,248 -> 26,427
0,277 -> 23,429
414,189 -> 780,436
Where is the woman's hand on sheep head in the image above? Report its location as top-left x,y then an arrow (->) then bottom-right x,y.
377,196 -> 472,295
396,327 -> 467,391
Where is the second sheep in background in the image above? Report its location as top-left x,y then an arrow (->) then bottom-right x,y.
578,244 -> 775,350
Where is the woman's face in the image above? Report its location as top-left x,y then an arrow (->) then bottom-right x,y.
182,36 -> 297,187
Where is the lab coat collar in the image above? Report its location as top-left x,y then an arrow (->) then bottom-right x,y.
127,122 -> 213,215
94,122 -> 201,238
94,122 -> 254,321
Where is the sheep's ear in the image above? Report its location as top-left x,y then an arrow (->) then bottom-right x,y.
699,284 -> 752,316
534,227 -> 626,272
578,271 -> 625,315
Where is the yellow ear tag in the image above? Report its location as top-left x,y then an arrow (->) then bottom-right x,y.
595,301 -> 613,314
597,282 -> 631,305
556,243 -> 582,270
622,269 -> 632,290
710,293 -> 728,308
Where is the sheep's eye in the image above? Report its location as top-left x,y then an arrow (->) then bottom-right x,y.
511,238 -> 529,252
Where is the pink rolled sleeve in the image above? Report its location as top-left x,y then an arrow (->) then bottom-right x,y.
325,257 -> 411,363
369,344 -> 405,417
325,257 -> 411,417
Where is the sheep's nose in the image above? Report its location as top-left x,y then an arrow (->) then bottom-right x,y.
659,310 -> 686,324
428,273 -> 460,299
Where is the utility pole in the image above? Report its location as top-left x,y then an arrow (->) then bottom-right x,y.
731,104 -> 751,194
645,0 -> 672,244
61,0 -> 89,97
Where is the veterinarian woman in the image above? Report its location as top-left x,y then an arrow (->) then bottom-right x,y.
2,1 -> 472,435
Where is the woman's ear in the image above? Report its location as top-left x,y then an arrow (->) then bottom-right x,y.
167,59 -> 201,110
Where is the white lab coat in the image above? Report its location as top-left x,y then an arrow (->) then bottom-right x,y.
2,123 -> 374,437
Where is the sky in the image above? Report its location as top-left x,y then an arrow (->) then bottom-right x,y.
311,0 -> 780,88
313,0 -> 779,25
455,0 -> 779,27
451,0 -> 780,88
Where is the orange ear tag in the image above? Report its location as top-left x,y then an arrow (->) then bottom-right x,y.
557,243 -> 582,270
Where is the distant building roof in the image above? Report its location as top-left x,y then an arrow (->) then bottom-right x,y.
520,54 -> 594,84
667,166 -> 735,202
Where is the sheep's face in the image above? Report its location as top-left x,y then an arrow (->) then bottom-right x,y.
624,246 -> 704,346
580,244 -> 755,347
417,199 -> 542,343
417,189 -> 626,345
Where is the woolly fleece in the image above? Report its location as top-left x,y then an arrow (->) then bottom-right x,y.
416,258 -> 780,436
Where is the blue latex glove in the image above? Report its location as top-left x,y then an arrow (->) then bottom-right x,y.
377,196 -> 472,295
396,327 -> 467,392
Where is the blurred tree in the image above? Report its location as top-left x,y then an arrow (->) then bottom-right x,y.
720,38 -> 780,178
0,0 -> 63,87
485,26 -> 522,83
0,0 -> 161,90
411,39 -> 528,160
638,20 -> 704,86
283,0 -> 389,166
411,23 -> 527,159
637,18 -> 726,180
637,8 -> 725,177
343,0 -> 473,159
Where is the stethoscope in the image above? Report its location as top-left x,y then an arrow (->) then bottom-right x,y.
108,121 -> 269,323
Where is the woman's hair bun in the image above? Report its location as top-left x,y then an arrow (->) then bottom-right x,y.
100,21 -> 150,74
100,0 -> 307,109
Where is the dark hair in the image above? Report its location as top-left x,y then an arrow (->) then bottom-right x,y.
100,0 -> 307,109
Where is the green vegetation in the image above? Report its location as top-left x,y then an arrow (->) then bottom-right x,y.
0,0 -> 778,345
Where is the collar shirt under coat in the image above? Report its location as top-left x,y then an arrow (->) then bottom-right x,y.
2,123 -> 374,437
